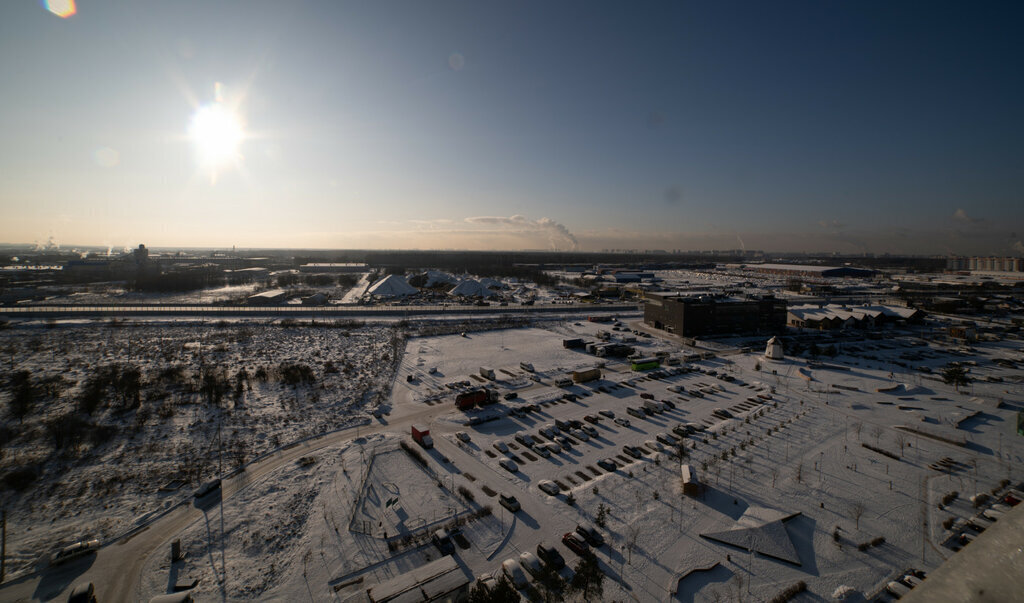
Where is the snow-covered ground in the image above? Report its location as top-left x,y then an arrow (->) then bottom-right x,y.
3,316 -> 1022,602
0,320 -> 400,581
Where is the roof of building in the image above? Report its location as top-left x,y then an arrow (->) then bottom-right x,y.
788,304 -> 919,323
248,288 -> 288,299
365,555 -> 468,602
367,275 -> 418,297
449,279 -> 497,298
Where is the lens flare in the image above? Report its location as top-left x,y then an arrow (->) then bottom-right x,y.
43,0 -> 77,18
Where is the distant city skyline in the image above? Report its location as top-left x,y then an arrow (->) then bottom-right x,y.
2,2 -> 1022,255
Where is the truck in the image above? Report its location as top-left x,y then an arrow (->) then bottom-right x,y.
643,399 -> 665,414
455,389 -> 489,410
555,377 -> 573,387
572,368 -> 601,383
563,338 -> 585,349
480,367 -> 496,380
519,361 -> 534,372
630,357 -> 660,371
411,425 -> 433,448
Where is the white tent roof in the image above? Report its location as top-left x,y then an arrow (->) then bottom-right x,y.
423,270 -> 457,287
478,277 -> 504,289
367,274 -> 418,297
448,279 -> 496,298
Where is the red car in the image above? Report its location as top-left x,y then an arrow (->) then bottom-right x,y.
1003,494 -> 1020,507
562,532 -> 590,556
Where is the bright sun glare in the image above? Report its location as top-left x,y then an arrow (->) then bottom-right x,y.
188,103 -> 244,169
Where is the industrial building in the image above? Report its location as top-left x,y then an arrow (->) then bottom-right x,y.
643,293 -> 787,337
787,304 -> 922,330
735,263 -> 876,278
945,256 -> 1024,273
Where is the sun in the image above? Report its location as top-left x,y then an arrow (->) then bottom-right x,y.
188,103 -> 244,169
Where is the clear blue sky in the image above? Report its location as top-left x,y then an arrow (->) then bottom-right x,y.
1,1 -> 1021,254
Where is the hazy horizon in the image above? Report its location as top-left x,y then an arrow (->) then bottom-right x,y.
2,1 -> 1022,256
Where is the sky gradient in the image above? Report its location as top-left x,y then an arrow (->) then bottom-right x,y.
1,1 -> 1022,255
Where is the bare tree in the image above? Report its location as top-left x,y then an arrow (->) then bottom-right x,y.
626,522 -> 641,565
795,463 -> 803,484
894,433 -> 907,456
851,421 -> 863,441
871,425 -> 883,446
770,467 -> 779,488
849,501 -> 865,531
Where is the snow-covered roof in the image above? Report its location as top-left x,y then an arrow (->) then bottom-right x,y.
366,275 -> 418,297
478,277 -> 503,289
422,270 -> 457,287
448,279 -> 496,298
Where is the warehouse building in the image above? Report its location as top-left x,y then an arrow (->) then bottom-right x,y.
736,263 -> 876,278
643,293 -> 787,337
787,304 -> 922,330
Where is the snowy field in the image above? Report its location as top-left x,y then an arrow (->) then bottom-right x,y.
0,319 -> 401,581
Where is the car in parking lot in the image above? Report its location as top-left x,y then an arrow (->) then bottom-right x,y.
542,441 -> 561,454
555,419 -> 571,431
554,435 -> 573,449
562,532 -> 590,556
540,424 -> 557,438
455,431 -> 471,443
660,399 -> 676,410
597,458 -> 617,471
569,429 -> 589,442
499,494 -> 521,512
581,424 -> 598,437
575,524 -> 605,547
568,419 -> 584,429
532,444 -> 550,458
514,433 -> 535,447
656,433 -> 679,446
645,440 -> 665,453
538,480 -> 561,496
498,458 -> 518,472
626,407 -> 645,419
598,409 -> 615,419
502,558 -> 530,589
623,445 -> 644,458
503,391 -> 518,400
519,551 -> 544,579
50,539 -> 100,566
493,440 -> 509,453
536,543 -> 565,569
614,417 -> 630,427
584,414 -> 600,423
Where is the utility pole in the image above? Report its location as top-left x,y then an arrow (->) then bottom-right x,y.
1,509 -> 6,584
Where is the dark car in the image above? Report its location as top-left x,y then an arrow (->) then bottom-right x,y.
67,582 -> 97,603
432,529 -> 455,555
597,458 -> 617,471
623,445 -> 645,458
660,399 -> 676,410
504,391 -> 518,400
584,414 -> 600,424
575,524 -> 605,547
536,543 -> 566,569
499,494 -> 521,512
562,532 -> 590,556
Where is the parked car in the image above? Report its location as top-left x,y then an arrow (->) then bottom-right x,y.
555,435 -> 573,449
540,424 -> 557,438
50,539 -> 100,566
575,524 -> 605,547
455,431 -> 471,443
656,433 -> 679,446
581,424 -> 598,437
502,558 -> 530,589
498,458 -> 518,473
597,458 -> 617,471
626,407 -> 645,419
584,414 -> 600,424
519,551 -> 544,578
499,494 -> 521,512
562,532 -> 590,556
570,429 -> 589,442
514,433 -> 535,447
532,444 -> 551,458
660,399 -> 676,410
614,417 -> 631,427
555,419 -> 571,431
536,543 -> 566,569
598,409 -> 615,418
432,529 -> 455,555
623,445 -> 644,458
504,391 -> 518,400
493,440 -> 509,453
538,480 -> 560,495
645,440 -> 665,453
